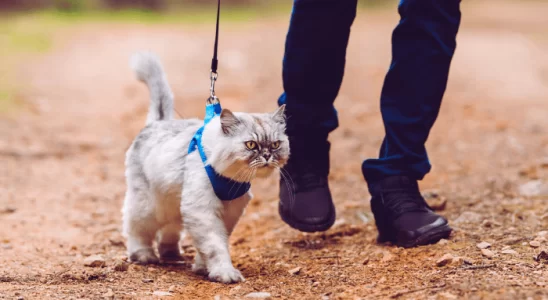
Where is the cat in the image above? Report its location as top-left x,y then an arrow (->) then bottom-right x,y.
122,52 -> 290,284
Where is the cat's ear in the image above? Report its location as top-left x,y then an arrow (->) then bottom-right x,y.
271,104 -> 286,124
220,109 -> 241,135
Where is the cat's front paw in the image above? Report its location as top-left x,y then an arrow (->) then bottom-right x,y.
208,265 -> 245,284
159,244 -> 184,262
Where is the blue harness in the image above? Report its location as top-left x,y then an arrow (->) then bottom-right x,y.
188,102 -> 251,201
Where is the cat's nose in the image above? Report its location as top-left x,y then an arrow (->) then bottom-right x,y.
262,153 -> 271,161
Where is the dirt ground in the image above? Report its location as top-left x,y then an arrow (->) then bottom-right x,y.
1,1 -> 548,299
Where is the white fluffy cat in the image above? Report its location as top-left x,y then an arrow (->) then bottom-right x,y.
122,52 -> 289,283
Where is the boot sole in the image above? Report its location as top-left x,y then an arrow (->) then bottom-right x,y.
278,204 -> 336,233
396,224 -> 452,248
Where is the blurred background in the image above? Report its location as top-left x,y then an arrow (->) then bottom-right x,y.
1,0 -> 547,299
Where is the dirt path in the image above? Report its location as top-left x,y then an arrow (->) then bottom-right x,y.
1,1 -> 548,299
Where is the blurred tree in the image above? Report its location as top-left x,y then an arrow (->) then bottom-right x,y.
0,0 -> 50,10
54,0 -> 85,11
103,0 -> 165,10
0,0 -> 289,11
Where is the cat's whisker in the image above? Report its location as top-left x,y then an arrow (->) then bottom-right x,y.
279,166 -> 296,206
243,166 -> 256,183
231,165 -> 250,181
228,166 -> 252,196
276,165 -> 296,209
277,164 -> 295,191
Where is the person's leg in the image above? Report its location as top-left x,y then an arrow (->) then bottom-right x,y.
363,0 -> 461,183
278,0 -> 357,232
363,0 -> 461,247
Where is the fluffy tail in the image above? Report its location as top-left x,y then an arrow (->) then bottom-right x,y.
130,52 -> 174,124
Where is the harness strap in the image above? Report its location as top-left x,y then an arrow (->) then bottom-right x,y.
188,103 -> 251,201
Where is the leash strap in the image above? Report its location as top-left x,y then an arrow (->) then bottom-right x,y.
211,0 -> 220,75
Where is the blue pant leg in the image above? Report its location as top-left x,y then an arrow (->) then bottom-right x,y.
362,0 -> 462,185
278,0 -> 357,138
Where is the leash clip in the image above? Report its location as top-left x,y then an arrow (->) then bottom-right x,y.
209,71 -> 218,97
207,71 -> 220,105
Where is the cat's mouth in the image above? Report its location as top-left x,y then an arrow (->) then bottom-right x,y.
259,162 -> 277,169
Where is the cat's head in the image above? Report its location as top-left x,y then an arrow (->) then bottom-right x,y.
207,105 -> 289,182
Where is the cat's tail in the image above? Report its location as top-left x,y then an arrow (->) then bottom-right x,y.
130,52 -> 174,124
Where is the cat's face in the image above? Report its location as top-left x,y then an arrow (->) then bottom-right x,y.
211,105 -> 289,182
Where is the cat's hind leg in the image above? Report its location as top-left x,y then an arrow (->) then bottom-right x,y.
122,185 -> 160,265
158,223 -> 183,262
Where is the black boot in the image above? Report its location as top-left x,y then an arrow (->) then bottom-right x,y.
279,136 -> 335,232
369,176 -> 451,248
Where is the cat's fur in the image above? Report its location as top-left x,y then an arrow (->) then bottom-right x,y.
122,52 -> 289,283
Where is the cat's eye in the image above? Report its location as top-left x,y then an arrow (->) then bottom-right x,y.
271,141 -> 281,149
245,141 -> 257,150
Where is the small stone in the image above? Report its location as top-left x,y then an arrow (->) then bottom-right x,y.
501,249 -> 518,255
438,239 -> 449,245
142,278 -> 154,283
481,219 -> 501,228
436,253 -> 454,267
381,251 -> 394,262
312,281 -> 320,287
214,296 -> 221,300
168,285 -> 176,293
113,260 -> 129,272
535,250 -> 548,262
477,241 -> 491,249
83,255 -> 106,268
429,198 -> 447,211
453,211 -> 482,224
229,285 -> 242,296
289,266 -> 302,275
423,191 -> 447,211
362,258 -> 370,265
103,289 -> 114,299
530,241 -> 541,248
481,249 -> 495,258
0,207 -> 16,214
538,231 -> 548,238
244,292 -> 272,298
439,292 -> 458,300
17,297 -> 24,300
108,238 -> 125,247
451,256 -> 464,265
152,291 -> 172,297
519,180 -> 545,197
116,255 -> 128,262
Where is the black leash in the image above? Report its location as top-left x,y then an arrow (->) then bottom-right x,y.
211,0 -> 220,75
209,0 -> 221,101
